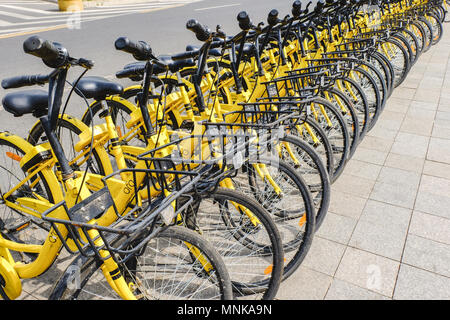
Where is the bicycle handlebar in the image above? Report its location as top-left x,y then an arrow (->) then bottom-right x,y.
23,36 -> 69,68
114,37 -> 154,61
1,74 -> 50,89
237,11 -> 253,31
186,19 -> 212,42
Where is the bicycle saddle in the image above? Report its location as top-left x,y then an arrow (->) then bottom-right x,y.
186,44 -> 223,57
75,76 -> 123,100
117,57 -> 195,80
157,55 -> 196,73
2,89 -> 48,117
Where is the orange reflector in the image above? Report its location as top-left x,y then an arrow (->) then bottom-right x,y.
264,258 -> 287,275
15,222 -> 30,232
299,214 -> 307,227
116,126 -> 123,138
6,152 -> 22,162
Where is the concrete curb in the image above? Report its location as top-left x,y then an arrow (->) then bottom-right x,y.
43,0 -> 183,8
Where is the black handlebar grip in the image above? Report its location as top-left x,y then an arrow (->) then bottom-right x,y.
237,11 -> 252,31
23,36 -> 68,68
186,19 -> 211,42
172,50 -> 200,61
267,9 -> 280,27
292,1 -> 302,17
1,74 -> 49,89
115,37 -> 153,61
315,0 -> 325,12
116,66 -> 145,79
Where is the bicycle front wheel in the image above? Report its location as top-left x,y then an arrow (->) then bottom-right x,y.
49,226 -> 233,300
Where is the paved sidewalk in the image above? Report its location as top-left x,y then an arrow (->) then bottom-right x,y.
277,22 -> 450,300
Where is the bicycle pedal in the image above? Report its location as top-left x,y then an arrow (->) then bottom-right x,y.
5,218 -> 32,234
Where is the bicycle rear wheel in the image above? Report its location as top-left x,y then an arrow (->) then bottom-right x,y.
49,226 -> 233,300
0,136 -> 58,249
180,188 -> 284,300
228,158 -> 317,278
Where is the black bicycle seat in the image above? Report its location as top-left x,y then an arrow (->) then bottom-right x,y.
2,89 -> 48,117
75,76 -> 123,100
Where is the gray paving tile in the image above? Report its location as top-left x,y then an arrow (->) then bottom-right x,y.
431,123 -> 450,139
409,211 -> 450,245
434,118 -> 450,128
391,87 -> 416,100
352,147 -> 389,166
423,160 -> 450,180
331,173 -> 376,199
400,117 -> 434,136
413,88 -> 441,104
342,159 -> 383,181
276,266 -> 332,300
419,174 -> 450,198
370,181 -> 418,209
400,76 -> 421,90
349,200 -> 411,260
394,264 -> 450,300
427,137 -> 450,164
316,212 -> 357,245
409,100 -> 438,111
414,191 -> 450,219
366,126 -> 398,141
403,234 -> 450,278
384,97 -> 411,114
384,153 -> 425,173
406,106 -> 436,120
328,191 -> 368,220
358,136 -> 394,153
325,279 -> 390,300
438,97 -> 450,112
390,132 -> 430,159
302,236 -> 346,276
335,247 -> 400,297
436,111 -> 450,121
376,111 -> 405,131
377,167 -> 421,189
417,76 -> 444,90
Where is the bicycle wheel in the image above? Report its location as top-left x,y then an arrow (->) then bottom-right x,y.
334,77 -> 371,141
417,18 -> 434,52
0,135 -> 59,249
356,59 -> 388,113
397,28 -> 421,66
378,38 -> 411,88
286,118 -> 335,181
424,13 -> 443,45
367,51 -> 394,98
322,88 -> 360,158
391,32 -> 415,66
352,66 -> 383,130
306,97 -> 350,180
180,188 -> 284,300
49,226 -> 233,300
408,20 -> 427,53
228,158 -> 317,278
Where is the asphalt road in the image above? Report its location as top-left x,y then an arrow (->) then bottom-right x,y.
0,0 -> 308,136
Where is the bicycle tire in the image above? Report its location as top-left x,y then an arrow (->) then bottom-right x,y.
49,226 -> 234,300
180,187 -> 284,299
229,158 -> 317,278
